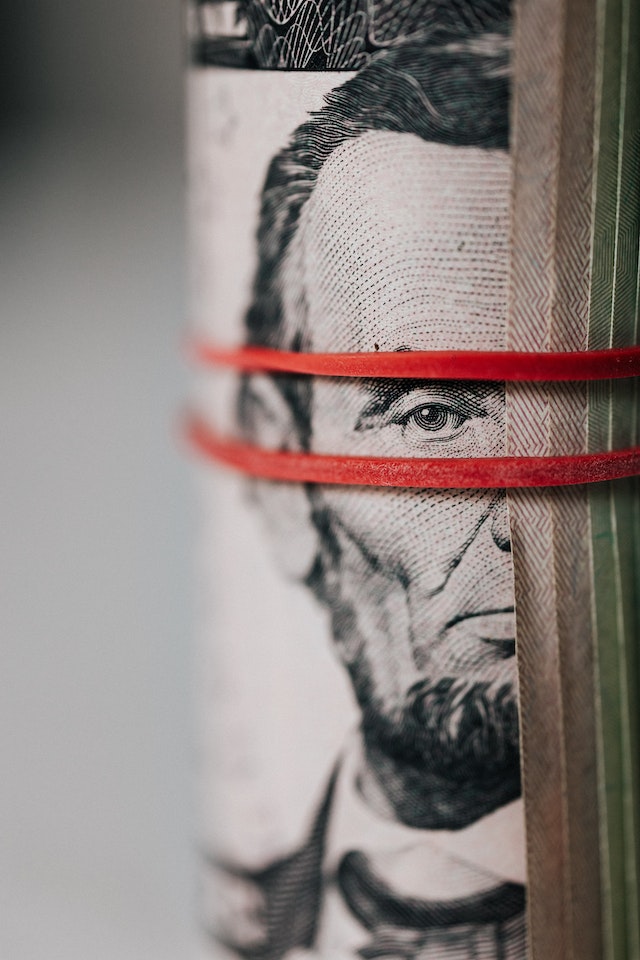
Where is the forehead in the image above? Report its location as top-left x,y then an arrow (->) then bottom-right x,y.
295,131 -> 510,352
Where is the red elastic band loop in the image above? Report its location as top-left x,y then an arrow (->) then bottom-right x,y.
186,415 -> 640,489
189,341 -> 640,381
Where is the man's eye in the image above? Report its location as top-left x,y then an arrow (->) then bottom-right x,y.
398,404 -> 468,439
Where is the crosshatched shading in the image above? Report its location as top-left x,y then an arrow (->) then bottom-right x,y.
197,26 -> 527,960
191,0 -> 511,68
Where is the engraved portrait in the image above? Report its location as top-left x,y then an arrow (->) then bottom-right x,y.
193,4 -> 526,959
191,0 -> 511,68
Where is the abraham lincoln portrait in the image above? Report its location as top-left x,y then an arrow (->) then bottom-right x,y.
204,17 -> 525,960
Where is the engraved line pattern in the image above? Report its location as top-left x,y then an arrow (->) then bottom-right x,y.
192,0 -> 511,68
507,0 -> 601,958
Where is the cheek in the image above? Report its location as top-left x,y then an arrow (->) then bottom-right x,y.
319,485 -> 494,589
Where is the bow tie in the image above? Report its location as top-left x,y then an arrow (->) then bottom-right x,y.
337,850 -> 527,959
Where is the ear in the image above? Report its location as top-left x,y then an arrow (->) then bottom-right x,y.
242,374 -> 320,582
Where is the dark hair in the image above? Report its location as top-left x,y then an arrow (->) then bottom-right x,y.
245,30 -> 509,349
239,30 -> 510,441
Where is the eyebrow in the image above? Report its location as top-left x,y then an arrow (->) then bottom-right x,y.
356,379 -> 500,420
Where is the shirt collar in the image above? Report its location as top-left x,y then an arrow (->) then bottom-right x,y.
323,731 -> 526,897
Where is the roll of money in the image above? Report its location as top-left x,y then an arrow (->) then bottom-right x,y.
187,3 -> 640,957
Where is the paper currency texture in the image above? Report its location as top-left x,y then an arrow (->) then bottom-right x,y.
187,2 -> 639,958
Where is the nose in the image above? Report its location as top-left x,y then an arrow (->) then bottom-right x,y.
490,495 -> 511,552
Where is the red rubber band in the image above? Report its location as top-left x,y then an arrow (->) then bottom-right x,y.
189,341 -> 640,381
186,415 -> 640,489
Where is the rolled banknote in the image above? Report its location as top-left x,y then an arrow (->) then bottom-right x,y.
187,2 -> 640,958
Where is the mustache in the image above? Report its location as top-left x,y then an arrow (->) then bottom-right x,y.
361,676 -> 520,786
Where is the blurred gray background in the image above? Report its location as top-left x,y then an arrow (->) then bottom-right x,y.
1,2 -> 195,957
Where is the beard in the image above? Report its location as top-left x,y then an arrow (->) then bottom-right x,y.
308,506 -> 521,829
351,661 -> 521,829
364,674 -> 520,783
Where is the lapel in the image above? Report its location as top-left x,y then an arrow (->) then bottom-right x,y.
255,769 -> 338,959
209,769 -> 338,960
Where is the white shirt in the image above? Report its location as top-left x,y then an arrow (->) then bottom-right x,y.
315,733 -> 526,956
